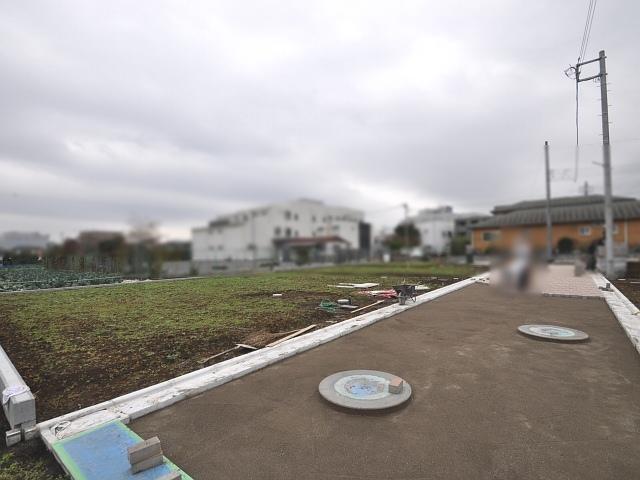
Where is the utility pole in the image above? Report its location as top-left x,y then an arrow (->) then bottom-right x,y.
251,211 -> 256,271
402,203 -> 409,265
544,141 -> 553,263
574,50 -> 614,277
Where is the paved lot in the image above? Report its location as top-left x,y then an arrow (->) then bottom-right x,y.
531,265 -> 603,298
132,284 -> 640,480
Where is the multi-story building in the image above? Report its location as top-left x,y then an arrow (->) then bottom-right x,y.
192,199 -> 370,262
410,206 -> 456,255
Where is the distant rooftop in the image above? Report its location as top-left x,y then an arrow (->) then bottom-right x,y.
492,195 -> 635,214
475,195 -> 640,229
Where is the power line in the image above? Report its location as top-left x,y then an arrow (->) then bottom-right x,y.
578,0 -> 597,62
572,0 -> 598,183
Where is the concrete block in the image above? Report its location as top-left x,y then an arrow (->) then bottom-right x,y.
23,425 -> 38,441
1,345 -> 36,430
388,377 -> 404,394
5,428 -> 21,447
131,453 -> 164,473
128,436 -> 162,465
157,472 -> 182,480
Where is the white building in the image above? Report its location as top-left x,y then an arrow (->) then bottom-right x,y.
192,199 -> 369,262
411,206 -> 456,255
408,207 -> 491,255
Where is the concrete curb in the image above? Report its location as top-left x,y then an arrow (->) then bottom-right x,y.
591,273 -> 640,357
0,344 -> 36,445
37,274 -> 486,449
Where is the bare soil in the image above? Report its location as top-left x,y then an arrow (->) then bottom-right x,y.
1,280 -> 458,421
613,278 -> 640,309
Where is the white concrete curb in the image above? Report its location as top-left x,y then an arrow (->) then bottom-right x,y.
37,274 -> 487,449
0,344 -> 36,445
591,274 -> 640,357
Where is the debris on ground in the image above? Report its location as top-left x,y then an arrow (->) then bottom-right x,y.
198,343 -> 257,365
350,300 -> 384,314
415,284 -> 430,291
327,282 -> 380,289
266,324 -> 317,347
318,300 -> 339,313
358,289 -> 398,298
272,293 -> 283,297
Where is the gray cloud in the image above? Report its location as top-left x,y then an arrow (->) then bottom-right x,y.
1,0 -> 638,240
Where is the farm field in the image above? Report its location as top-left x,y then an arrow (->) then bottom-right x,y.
0,266 -> 121,292
0,262 -> 478,421
0,262 -> 479,479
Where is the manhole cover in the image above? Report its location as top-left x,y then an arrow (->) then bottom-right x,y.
318,370 -> 412,410
518,324 -> 589,342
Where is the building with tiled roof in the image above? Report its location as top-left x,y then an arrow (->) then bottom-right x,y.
471,195 -> 640,253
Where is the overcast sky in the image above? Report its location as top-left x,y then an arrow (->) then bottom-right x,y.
1,0 -> 638,241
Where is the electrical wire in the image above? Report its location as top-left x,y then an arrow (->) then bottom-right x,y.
574,0 -> 598,182
578,0 -> 597,62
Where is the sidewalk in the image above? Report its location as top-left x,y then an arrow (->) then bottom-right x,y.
530,265 -> 602,298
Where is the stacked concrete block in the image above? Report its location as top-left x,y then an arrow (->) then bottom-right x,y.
127,436 -> 164,473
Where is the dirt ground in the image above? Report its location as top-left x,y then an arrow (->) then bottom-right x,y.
0,266 -> 470,422
133,284 -> 640,480
613,279 -> 640,309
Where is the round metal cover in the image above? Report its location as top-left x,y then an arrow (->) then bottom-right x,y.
518,324 -> 589,342
318,370 -> 412,410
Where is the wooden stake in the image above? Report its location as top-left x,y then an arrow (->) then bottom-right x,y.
198,345 -> 240,364
198,343 -> 257,365
266,324 -> 317,347
350,300 -> 384,314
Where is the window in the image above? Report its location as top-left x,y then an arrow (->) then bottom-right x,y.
294,230 -> 299,237
579,226 -> 592,236
482,231 -> 500,242
274,227 -> 281,237
293,213 -> 299,220
284,210 -> 291,220
285,227 -> 292,238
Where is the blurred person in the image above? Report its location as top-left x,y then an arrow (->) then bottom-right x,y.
501,235 -> 533,291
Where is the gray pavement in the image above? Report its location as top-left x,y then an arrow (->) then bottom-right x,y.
132,284 -> 640,480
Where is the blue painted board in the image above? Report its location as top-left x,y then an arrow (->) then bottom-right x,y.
52,421 -> 192,480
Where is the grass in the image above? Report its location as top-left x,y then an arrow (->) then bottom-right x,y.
0,439 -> 65,480
0,262 -> 478,479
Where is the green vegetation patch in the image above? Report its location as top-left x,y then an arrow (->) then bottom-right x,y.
0,262 -> 478,421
